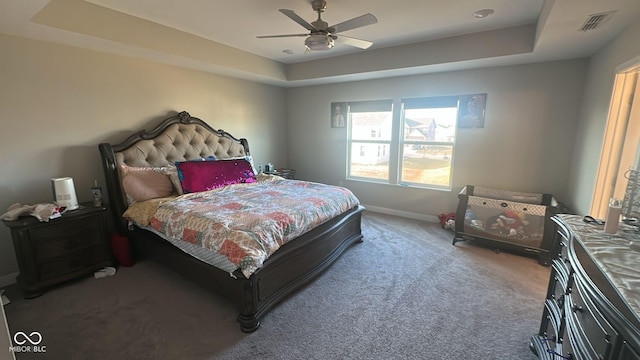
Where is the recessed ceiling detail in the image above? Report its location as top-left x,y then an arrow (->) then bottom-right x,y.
2,0 -> 639,86
256,0 -> 378,52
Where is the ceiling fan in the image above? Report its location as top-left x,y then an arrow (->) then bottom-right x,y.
257,0 -> 378,51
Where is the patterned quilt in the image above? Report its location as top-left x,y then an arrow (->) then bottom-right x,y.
147,177 -> 360,278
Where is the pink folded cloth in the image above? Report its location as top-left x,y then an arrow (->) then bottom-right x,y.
1,203 -> 58,222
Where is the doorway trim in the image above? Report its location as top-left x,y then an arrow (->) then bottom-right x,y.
591,57 -> 640,218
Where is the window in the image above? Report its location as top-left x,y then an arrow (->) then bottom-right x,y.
347,100 -> 393,181
400,96 -> 458,188
347,96 -> 459,189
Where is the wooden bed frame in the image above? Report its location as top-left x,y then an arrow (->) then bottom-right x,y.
98,111 -> 364,332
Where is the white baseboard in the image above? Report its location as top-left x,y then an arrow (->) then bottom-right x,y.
361,204 -> 440,223
0,273 -> 17,289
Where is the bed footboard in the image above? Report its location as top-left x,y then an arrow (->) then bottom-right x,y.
128,205 -> 364,332
237,205 -> 364,332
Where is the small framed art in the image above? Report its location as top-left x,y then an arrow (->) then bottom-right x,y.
457,94 -> 487,129
331,102 -> 347,128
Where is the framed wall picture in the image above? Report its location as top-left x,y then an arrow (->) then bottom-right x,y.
457,94 -> 487,129
331,102 -> 347,128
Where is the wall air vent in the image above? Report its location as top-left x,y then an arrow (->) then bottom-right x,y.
579,11 -> 616,32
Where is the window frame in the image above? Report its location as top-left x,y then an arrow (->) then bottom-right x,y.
346,96 -> 462,190
346,100 -> 394,183
397,96 -> 459,189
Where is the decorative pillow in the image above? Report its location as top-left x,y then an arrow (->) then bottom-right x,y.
227,155 -> 257,175
122,196 -> 175,226
120,165 -> 174,203
164,165 -> 184,196
175,158 -> 256,194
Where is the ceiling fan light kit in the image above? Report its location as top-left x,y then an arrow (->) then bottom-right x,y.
305,34 -> 334,51
257,0 -> 377,52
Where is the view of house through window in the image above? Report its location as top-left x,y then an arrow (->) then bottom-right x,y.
347,96 -> 459,189
400,96 -> 458,188
348,101 -> 393,181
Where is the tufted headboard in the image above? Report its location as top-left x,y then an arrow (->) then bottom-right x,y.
99,111 -> 250,234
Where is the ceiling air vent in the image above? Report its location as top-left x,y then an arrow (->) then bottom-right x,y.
579,11 -> 616,32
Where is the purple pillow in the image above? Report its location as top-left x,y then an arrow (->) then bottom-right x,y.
176,158 -> 256,193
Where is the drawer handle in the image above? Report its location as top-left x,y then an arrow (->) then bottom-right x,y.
572,304 -> 583,313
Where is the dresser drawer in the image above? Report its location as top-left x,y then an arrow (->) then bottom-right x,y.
548,273 -> 566,316
556,223 -> 570,254
531,333 -> 556,360
565,315 -> 590,360
536,305 -> 576,360
34,222 -> 104,261
37,246 -> 108,280
552,259 -> 570,296
558,240 -> 571,271
545,299 -> 563,337
29,217 -> 103,258
567,280 -> 619,359
619,341 -> 640,360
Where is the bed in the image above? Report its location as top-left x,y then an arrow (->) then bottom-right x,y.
98,111 -> 364,332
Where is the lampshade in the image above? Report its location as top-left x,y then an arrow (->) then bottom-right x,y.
51,177 -> 79,210
621,169 -> 640,219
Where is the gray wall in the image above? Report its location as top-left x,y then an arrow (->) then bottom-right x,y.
0,34 -> 287,284
569,17 -> 640,215
286,60 -> 587,219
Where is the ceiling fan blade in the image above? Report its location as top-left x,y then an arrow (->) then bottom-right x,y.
335,35 -> 373,49
330,13 -> 377,33
257,34 -> 309,39
279,9 -> 318,32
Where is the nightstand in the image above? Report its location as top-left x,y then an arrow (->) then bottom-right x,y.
266,168 -> 296,179
2,202 -> 113,298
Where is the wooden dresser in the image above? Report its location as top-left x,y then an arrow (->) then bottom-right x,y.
3,202 -> 113,298
531,214 -> 640,359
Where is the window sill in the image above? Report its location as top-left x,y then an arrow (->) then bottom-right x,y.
345,177 -> 452,192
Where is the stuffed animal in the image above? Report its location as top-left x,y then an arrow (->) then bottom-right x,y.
444,219 -> 455,231
490,210 -> 528,236
438,212 -> 456,228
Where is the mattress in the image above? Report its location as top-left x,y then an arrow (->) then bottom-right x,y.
124,175 -> 360,278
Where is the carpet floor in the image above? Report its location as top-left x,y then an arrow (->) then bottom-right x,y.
3,211 -> 550,360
